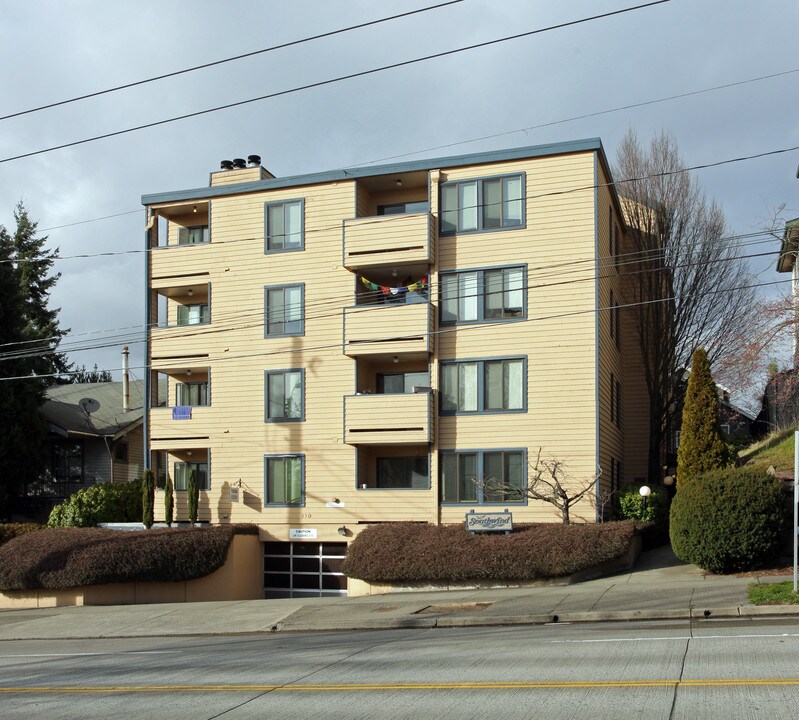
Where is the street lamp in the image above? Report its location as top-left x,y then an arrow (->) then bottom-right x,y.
639,485 -> 652,517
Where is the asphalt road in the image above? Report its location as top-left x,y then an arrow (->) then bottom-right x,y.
1,618 -> 798,719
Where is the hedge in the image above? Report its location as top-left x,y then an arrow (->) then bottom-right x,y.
0,524 -> 258,591
0,523 -> 44,547
342,521 -> 636,583
48,480 -> 143,528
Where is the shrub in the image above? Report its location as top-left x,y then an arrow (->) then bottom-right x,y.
0,524 -> 258,590
47,480 -> 143,528
142,470 -> 155,529
0,523 -> 44,547
670,467 -> 785,573
164,473 -> 174,527
616,483 -> 670,525
188,469 -> 199,525
342,521 -> 636,583
677,348 -> 729,485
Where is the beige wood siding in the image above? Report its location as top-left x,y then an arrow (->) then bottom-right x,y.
343,302 -> 432,357
344,392 -> 432,445
343,212 -> 435,270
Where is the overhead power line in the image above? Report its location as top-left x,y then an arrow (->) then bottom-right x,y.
0,1 -> 464,122
0,0 -> 671,164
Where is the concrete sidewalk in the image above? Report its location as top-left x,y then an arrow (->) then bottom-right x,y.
0,547 -> 795,641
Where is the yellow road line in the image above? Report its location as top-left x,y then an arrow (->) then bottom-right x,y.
3,679 -> 799,694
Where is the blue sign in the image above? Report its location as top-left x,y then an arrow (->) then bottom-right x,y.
172,405 -> 192,420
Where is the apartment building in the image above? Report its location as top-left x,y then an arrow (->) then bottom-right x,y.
142,139 -> 649,597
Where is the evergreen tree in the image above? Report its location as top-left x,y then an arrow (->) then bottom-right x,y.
164,473 -> 174,527
0,223 -> 48,518
11,202 -> 70,378
677,348 -> 728,486
142,470 -> 155,529
70,364 -> 113,383
188,469 -> 199,525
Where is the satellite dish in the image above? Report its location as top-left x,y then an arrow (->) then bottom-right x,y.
79,397 -> 101,414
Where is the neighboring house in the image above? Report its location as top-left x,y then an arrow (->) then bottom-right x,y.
776,217 -> 799,362
754,368 -> 799,436
142,140 -> 652,597
18,380 -> 145,520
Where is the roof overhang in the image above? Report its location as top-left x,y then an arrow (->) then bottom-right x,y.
777,218 -> 799,273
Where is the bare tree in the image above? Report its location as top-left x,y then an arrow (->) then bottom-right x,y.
614,130 -> 759,481
478,448 -> 600,525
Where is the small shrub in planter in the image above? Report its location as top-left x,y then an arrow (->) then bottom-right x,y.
48,480 -> 143,528
670,467 -> 785,573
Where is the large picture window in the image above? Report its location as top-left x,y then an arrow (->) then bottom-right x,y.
440,358 -> 525,414
265,199 -> 303,252
440,450 -> 526,504
265,284 -> 304,336
265,369 -> 304,421
440,266 -> 525,324
174,462 -> 209,491
440,174 -> 523,234
376,456 -> 429,489
265,455 -> 304,506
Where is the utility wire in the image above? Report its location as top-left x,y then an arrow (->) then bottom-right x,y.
0,1 -> 465,122
0,0 -> 671,164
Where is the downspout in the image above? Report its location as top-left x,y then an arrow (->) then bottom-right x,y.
122,346 -> 130,413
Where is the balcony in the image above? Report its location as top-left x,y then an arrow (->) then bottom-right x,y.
342,212 -> 436,271
149,406 -> 214,443
344,392 -> 433,445
343,302 -> 433,359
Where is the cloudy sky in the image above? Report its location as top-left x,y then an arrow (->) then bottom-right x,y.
0,0 -> 797,392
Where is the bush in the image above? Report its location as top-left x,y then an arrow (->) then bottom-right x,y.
0,524 -> 258,590
616,483 -> 670,524
0,523 -> 44,547
164,474 -> 174,527
142,470 -> 154,529
342,521 -> 637,583
188,470 -> 199,525
670,467 -> 785,573
47,480 -> 143,528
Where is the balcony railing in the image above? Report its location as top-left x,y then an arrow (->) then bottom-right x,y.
343,302 -> 433,358
344,392 -> 433,445
342,212 -> 436,270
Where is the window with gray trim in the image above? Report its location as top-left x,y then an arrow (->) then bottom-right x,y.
440,266 -> 525,324
177,225 -> 209,245
265,200 -> 303,252
174,462 -> 209,491
177,303 -> 209,326
265,455 -> 304,506
265,284 -> 304,336
440,174 -> 523,234
266,369 -> 303,421
176,381 -> 209,407
441,358 -> 525,414
440,450 -> 525,504
376,456 -> 429,489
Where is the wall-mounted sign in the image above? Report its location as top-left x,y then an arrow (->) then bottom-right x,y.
465,510 -> 513,534
229,487 -> 240,503
290,528 -> 317,539
172,405 -> 192,420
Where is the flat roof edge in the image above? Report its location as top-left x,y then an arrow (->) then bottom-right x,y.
141,138 -> 604,205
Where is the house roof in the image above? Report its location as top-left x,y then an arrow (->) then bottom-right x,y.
41,381 -> 145,439
141,137 -> 608,206
776,217 -> 799,273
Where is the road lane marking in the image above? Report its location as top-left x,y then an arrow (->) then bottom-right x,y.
3,679 -> 799,694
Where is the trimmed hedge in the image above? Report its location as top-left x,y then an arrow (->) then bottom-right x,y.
0,523 -> 44,547
670,467 -> 785,573
48,480 -> 143,528
342,521 -> 636,583
0,524 -> 258,591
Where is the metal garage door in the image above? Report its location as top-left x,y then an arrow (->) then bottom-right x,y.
263,542 -> 348,598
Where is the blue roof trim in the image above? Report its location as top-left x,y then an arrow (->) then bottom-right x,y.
141,138 -> 605,205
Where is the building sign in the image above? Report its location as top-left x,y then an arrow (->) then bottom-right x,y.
465,510 -> 513,534
172,405 -> 192,420
290,528 -> 317,539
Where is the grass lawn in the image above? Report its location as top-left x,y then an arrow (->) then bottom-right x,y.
748,581 -> 799,605
740,430 -> 795,473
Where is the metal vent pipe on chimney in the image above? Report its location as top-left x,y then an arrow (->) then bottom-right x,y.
122,346 -> 130,413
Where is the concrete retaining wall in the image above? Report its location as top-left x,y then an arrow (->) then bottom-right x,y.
0,534 -> 262,609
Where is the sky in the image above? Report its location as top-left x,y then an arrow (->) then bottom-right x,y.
0,0 -> 797,401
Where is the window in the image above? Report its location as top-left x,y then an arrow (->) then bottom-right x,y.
376,456 -> 429,489
176,303 -> 209,326
114,443 -> 128,463
174,462 -> 209,491
265,369 -> 303,421
265,455 -> 304,506
441,450 -> 525,504
176,381 -> 209,407
440,174 -> 523,234
609,291 -> 620,349
177,225 -> 209,245
440,266 -> 525,324
265,284 -> 304,336
377,201 -> 429,215
441,358 -> 525,414
265,199 -> 303,252
52,441 -> 83,483
611,373 -> 622,428
610,457 -> 622,494
377,371 -> 429,394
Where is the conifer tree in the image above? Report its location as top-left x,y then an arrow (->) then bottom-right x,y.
142,470 -> 155,529
164,473 -> 174,527
677,348 -> 728,486
188,469 -> 199,525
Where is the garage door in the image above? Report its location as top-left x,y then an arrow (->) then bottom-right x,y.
263,541 -> 348,598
